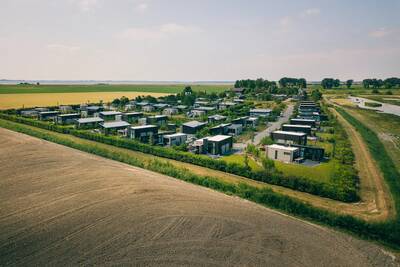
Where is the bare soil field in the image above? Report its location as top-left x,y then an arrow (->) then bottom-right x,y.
0,128 -> 398,266
0,92 -> 169,109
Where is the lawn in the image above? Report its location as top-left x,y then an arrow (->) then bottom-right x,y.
0,84 -> 231,94
221,154 -> 262,171
274,160 -> 335,183
221,153 -> 334,183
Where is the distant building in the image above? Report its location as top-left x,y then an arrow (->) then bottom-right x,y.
265,144 -> 300,163
163,108 -> 179,116
39,111 -> 59,121
163,133 -> 187,146
75,117 -> 104,129
129,125 -> 158,143
208,114 -> 227,123
122,112 -> 143,123
142,105 -> 155,112
147,115 -> 168,126
99,111 -> 122,121
271,130 -> 307,146
290,118 -> 316,128
56,113 -> 80,125
59,105 -> 73,113
100,121 -> 130,135
210,123 -> 231,135
249,108 -> 271,117
207,135 -> 233,155
227,124 -> 243,136
282,124 -> 312,135
218,102 -> 237,110
194,106 -> 216,113
182,120 -> 207,135
246,117 -> 258,127
153,103 -> 169,110
231,87 -> 245,94
20,110 -> 38,118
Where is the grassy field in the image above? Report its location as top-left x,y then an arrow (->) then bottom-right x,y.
0,92 -> 170,110
0,84 -> 231,94
362,95 -> 400,106
343,107 -> 400,173
221,153 -> 333,182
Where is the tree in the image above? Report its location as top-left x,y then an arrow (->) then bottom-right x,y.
261,157 -> 275,172
321,78 -> 334,89
346,79 -> 353,89
298,78 -> 307,88
311,89 -> 322,101
183,86 -> 193,95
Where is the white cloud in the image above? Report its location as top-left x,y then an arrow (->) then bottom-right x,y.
117,23 -> 201,41
369,27 -> 394,38
302,8 -> 320,17
47,44 -> 81,52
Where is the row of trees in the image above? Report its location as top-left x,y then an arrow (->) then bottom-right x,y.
321,77 -> 400,89
234,77 -> 307,89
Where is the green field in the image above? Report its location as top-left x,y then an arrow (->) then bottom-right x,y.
0,83 -> 232,94
221,154 -> 334,182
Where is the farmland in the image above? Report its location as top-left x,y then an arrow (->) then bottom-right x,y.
0,83 -> 231,94
0,92 -> 170,110
0,128 -> 398,266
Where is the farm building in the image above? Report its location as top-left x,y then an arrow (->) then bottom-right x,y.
227,124 -> 243,136
271,130 -> 307,146
129,125 -> 158,143
265,144 -> 300,163
147,115 -> 168,126
249,108 -> 271,117
142,105 -> 155,112
207,135 -> 233,155
163,108 -> 179,116
163,133 -> 188,146
34,107 -> 49,112
39,111 -> 59,121
210,123 -> 231,135
99,111 -> 122,121
290,118 -> 316,128
56,113 -> 80,125
100,121 -> 130,135
122,112 -> 143,123
75,117 -> 104,129
208,114 -> 227,123
281,124 -> 312,135
135,101 -> 149,107
182,121 -> 207,134
167,123 -> 177,131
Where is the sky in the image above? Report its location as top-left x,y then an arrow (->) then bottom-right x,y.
0,0 -> 399,81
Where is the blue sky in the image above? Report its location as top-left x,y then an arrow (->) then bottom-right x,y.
0,0 -> 399,81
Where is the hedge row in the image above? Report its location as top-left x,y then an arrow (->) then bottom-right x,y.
0,113 -> 358,202
0,117 -> 399,249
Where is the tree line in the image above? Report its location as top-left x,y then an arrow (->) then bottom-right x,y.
234,77 -> 307,89
321,77 -> 400,89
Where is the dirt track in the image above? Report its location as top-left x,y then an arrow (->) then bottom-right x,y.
330,108 -> 394,220
0,128 -> 398,266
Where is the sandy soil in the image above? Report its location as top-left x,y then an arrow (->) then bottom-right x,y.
0,128 -> 398,266
0,92 -> 169,109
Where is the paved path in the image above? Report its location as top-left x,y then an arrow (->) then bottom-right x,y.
233,103 -> 294,152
